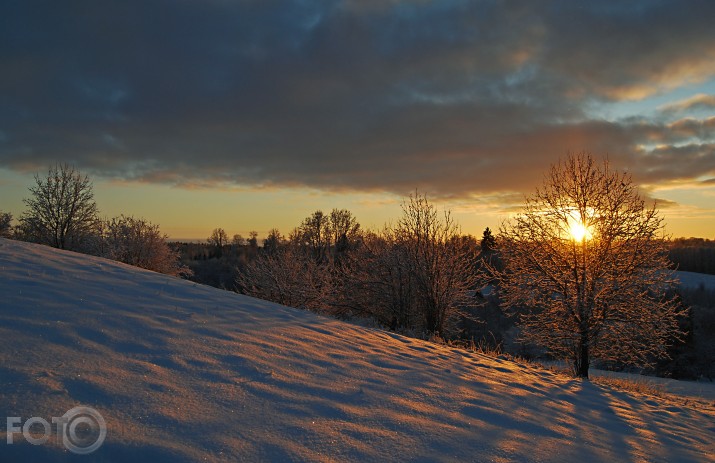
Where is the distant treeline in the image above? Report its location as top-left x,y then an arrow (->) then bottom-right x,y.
669,238 -> 715,275
175,234 -> 715,287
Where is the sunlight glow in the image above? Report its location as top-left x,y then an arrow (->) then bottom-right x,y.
569,221 -> 590,241
567,211 -> 592,242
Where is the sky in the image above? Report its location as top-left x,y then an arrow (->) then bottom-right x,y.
1,0 -> 715,240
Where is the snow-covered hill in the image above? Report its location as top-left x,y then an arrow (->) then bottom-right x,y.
1,238 -> 713,462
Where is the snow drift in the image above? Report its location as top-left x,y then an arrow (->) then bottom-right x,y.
0,238 -> 713,462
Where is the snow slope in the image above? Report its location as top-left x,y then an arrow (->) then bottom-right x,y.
1,238 -> 713,462
676,270 -> 715,291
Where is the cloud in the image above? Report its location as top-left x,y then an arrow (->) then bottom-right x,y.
665,117 -> 715,141
631,142 -> 715,188
535,3 -> 715,100
638,193 -> 680,210
660,94 -> 715,115
2,0 -> 715,200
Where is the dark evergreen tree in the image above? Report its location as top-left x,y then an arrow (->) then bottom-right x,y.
480,227 -> 496,253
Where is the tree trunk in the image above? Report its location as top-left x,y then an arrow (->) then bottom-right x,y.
574,333 -> 590,378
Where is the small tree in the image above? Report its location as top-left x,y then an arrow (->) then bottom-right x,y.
0,211 -> 12,238
498,153 -> 683,378
293,209 -> 361,263
19,164 -> 98,250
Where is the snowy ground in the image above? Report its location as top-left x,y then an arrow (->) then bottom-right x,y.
1,238 -> 713,462
592,369 -> 715,403
676,270 -> 715,291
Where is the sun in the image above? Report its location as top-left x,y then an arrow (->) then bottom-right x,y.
569,221 -> 590,241
567,210 -> 592,242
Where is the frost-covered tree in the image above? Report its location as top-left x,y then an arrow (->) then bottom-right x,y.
497,153 -> 683,378
0,211 -> 12,238
238,245 -> 327,311
393,193 -> 480,336
338,229 -> 420,329
239,210 -> 361,317
19,164 -> 98,250
330,196 -> 480,336
98,215 -> 190,277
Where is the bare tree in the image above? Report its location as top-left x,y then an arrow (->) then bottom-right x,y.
248,231 -> 259,249
0,211 -> 12,238
328,208 -> 361,256
497,153 -> 683,378
236,199 -> 477,335
208,228 -> 229,248
19,164 -> 98,250
394,193 -> 481,336
296,210 -> 331,262
263,228 -> 284,253
239,211 -> 361,317
330,196 -> 480,335
291,209 -> 361,264
207,227 -> 229,257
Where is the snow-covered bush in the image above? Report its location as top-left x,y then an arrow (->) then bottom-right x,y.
96,215 -> 190,277
238,245 -> 328,311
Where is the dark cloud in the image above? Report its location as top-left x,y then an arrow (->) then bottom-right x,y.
635,143 -> 715,185
2,0 -> 715,198
536,2 -> 715,100
666,117 -> 715,141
